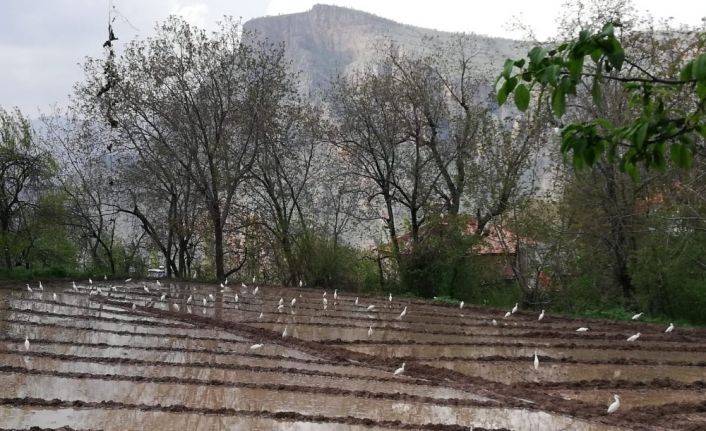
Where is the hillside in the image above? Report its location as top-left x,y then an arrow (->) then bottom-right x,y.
243,4 -> 526,93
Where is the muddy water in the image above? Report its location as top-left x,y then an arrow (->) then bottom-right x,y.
0,406 -> 390,431
0,353 -> 485,401
427,360 -> 706,384
549,388 -> 706,408
0,374 -> 621,431
343,343 -> 706,363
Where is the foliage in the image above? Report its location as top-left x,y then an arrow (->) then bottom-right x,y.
497,22 -> 706,177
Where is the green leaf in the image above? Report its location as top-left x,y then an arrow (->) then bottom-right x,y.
502,59 -> 514,79
606,40 -> 625,70
497,81 -> 509,105
680,61 -> 693,81
514,59 -> 526,68
670,142 -> 692,168
528,47 -> 547,65
693,54 -> 706,81
568,56 -> 584,80
590,48 -> 602,63
592,71 -> 603,105
551,86 -> 566,117
624,161 -> 639,181
634,121 -> 648,148
514,83 -> 530,111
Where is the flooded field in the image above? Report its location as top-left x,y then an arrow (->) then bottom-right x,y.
1,281 -> 704,430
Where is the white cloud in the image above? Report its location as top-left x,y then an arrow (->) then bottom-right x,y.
171,2 -> 210,29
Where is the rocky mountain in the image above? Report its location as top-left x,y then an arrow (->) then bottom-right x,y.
243,4 -> 526,94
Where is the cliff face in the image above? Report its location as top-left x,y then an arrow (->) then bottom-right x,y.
243,4 -> 525,93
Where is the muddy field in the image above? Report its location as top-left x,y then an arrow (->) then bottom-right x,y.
1,280 -> 705,430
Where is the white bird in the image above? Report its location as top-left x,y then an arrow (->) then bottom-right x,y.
251,276 -> 256,284
187,305 -> 192,314
368,326 -> 373,337
393,362 -> 405,375
291,298 -> 296,307
323,291 -> 327,297
277,304 -> 284,313
220,283 -> 224,289
38,281 -> 44,291
88,278 -> 93,285
258,312 -> 264,319
187,295 -> 193,304
103,275 -> 107,280
355,297 -> 359,305
143,285 -> 149,294
26,284 -> 32,292
397,306 -> 407,320
250,343 -> 263,350
607,394 -> 621,414
504,311 -> 512,318
323,297 -> 328,306
627,332 -> 641,342
282,326 -> 288,338
334,289 -> 338,300
279,297 -> 284,306
125,278 -> 132,283
160,294 -> 166,301
24,337 -> 30,351
631,312 -> 643,320
323,304 -> 328,310
538,310 -> 545,321
459,301 -> 464,309
202,308 -> 207,314
52,292 -> 57,301
132,303 -> 137,310
97,287 -> 102,294
576,327 -> 589,332
252,286 -> 259,295
208,293 -> 215,301
173,303 -> 180,311
511,303 -> 518,314
110,286 -> 116,292
203,298 -> 207,307
389,293 -> 392,302
224,278 -> 228,285
533,350 -> 539,370
299,279 -> 303,287
366,304 -> 376,311
234,294 -> 239,302
156,280 -> 161,286
72,281 -> 77,291
491,319 -> 497,326
665,323 -> 674,333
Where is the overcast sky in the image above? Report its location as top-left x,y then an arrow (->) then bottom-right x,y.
1,0 -> 703,116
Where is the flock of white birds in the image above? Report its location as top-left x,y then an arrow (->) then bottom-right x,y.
20,276 -> 678,416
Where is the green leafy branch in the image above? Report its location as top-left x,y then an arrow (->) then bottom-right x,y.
496,22 -> 706,177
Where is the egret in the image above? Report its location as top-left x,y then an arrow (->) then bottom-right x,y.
393,362 -> 405,375
258,312 -> 264,319
279,298 -> 284,306
299,279 -> 303,288
607,394 -> 620,414
511,303 -> 518,314
156,280 -> 161,287
202,308 -> 207,314
504,311 -> 511,318
132,303 -> 137,310
397,306 -> 407,320
24,337 -> 30,351
52,293 -> 57,302
242,282 -> 247,289
460,301 -> 464,309
38,281 -> 44,291
334,289 -> 338,300
203,298 -> 207,307
224,278 -> 229,285
291,298 -> 296,307
389,293 -> 392,302
143,285 -> 149,294
323,304 -> 328,310
368,326 -> 373,337
72,281 -> 77,292
103,275 -> 107,280
665,323 -> 674,333
234,294 -> 239,302
253,286 -> 259,295
97,287 -> 102,294
355,297 -> 359,305
533,350 -> 539,370
111,286 -> 117,292
538,310 -> 545,321
125,278 -> 132,283
250,343 -> 263,350
187,306 -> 192,314
631,312 -> 643,320
173,303 -> 180,311
252,276 -> 256,284
220,283 -> 224,289
208,293 -> 215,301
282,326 -> 288,338
187,295 -> 193,304
627,332 -> 641,342
323,291 -> 327,297
576,327 -> 589,332
88,278 -> 93,285
160,294 -> 166,301
366,305 -> 376,311
26,284 -> 32,292
277,304 -> 284,313
491,319 -> 497,326
323,297 -> 328,306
